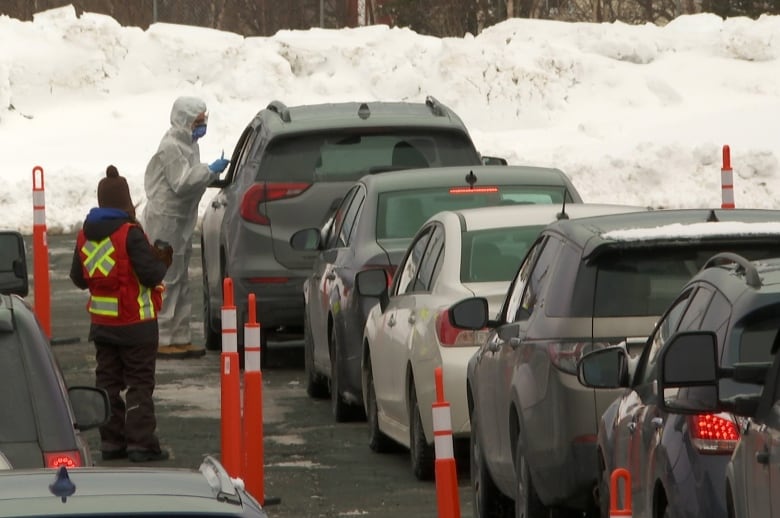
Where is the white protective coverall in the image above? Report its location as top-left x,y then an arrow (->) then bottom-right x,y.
140,96 -> 214,347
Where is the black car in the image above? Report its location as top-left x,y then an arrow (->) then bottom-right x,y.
0,231 -> 109,469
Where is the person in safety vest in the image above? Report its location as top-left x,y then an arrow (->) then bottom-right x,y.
70,165 -> 173,463
139,96 -> 229,359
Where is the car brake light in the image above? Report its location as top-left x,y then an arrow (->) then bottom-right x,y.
44,451 -> 82,469
448,186 -> 499,194
239,182 -> 311,225
546,341 -> 610,374
687,413 -> 739,454
435,309 -> 488,347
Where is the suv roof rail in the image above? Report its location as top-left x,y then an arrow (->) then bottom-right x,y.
703,252 -> 762,288
266,100 -> 291,123
425,95 -> 448,117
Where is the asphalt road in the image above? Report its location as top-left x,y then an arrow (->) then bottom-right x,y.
36,231 -> 474,518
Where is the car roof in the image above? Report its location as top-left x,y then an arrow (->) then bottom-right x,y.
544,208 -> 780,260
0,459 -> 260,517
358,165 -> 579,193
443,203 -> 650,232
256,97 -> 469,135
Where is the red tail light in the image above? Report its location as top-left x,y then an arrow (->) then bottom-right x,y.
687,413 -> 739,454
435,309 -> 487,347
44,451 -> 82,469
239,182 -> 311,224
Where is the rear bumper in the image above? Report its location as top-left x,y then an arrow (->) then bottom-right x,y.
233,277 -> 306,331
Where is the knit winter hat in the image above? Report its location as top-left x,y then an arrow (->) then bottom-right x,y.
97,165 -> 135,217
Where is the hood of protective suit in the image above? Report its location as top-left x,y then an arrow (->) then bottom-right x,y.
170,96 -> 207,131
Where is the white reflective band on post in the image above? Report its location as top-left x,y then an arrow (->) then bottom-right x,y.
244,324 -> 261,373
33,190 -> 45,207
434,435 -> 454,460
721,169 -> 733,185
722,190 -> 735,203
432,405 -> 452,432
221,308 -> 238,353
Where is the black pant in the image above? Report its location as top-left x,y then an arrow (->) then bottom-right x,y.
94,341 -> 161,453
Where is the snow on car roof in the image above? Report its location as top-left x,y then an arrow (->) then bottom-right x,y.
602,221 -> 780,241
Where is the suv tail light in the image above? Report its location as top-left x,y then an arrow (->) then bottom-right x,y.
240,182 -> 311,225
436,309 -> 488,347
547,341 -> 611,374
687,413 -> 739,454
44,451 -> 83,469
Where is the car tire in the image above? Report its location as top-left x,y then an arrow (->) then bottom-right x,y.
366,359 -> 393,453
330,325 -> 357,422
471,417 -> 510,518
201,250 -> 221,351
514,439 -> 548,518
409,386 -> 434,481
304,311 -> 329,399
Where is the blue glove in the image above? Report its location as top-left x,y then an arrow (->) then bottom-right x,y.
208,152 -> 230,174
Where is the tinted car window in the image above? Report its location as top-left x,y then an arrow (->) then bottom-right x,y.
701,290 -> 731,347
338,189 -> 365,247
415,225 -> 445,292
677,284 -> 714,330
376,187 -> 570,240
460,225 -> 541,283
544,241 -> 583,317
518,237 -> 563,321
635,288 -> 693,385
255,131 -> 478,182
395,228 -> 433,295
504,238 -> 545,322
327,187 -> 357,249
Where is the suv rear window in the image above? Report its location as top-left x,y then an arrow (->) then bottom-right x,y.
377,187 -> 571,240
554,243 -> 780,318
255,130 -> 479,182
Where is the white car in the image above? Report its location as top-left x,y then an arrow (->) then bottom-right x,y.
355,203 -> 644,480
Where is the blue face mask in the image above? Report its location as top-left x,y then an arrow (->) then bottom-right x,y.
192,124 -> 207,141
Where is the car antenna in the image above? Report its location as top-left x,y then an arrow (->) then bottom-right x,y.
49,466 -> 76,502
465,170 -> 477,189
706,209 -> 719,222
556,189 -> 569,220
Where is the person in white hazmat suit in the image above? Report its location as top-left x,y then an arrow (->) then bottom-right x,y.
140,96 -> 230,359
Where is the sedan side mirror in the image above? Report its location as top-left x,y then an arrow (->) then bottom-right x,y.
0,231 -> 29,297
449,297 -> 489,330
658,331 -> 720,414
577,347 -> 629,389
356,269 -> 389,312
290,228 -> 322,251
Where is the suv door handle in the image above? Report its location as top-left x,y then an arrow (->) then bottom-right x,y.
388,315 -> 396,328
756,448 -> 770,465
509,337 -> 523,348
211,200 -> 225,209
408,314 -> 416,324
627,422 -> 637,434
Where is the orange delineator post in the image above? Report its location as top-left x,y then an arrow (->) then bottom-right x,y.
220,277 -> 242,479
609,468 -> 632,517
721,145 -> 735,209
243,293 -> 264,504
32,166 -> 52,338
432,366 -> 461,518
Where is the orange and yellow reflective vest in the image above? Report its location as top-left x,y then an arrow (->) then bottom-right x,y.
76,223 -> 162,326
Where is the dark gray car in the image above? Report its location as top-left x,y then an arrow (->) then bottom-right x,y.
200,97 -> 485,359
292,165 -> 582,422
656,253 -> 780,518
451,208 -> 780,518
0,231 -> 109,469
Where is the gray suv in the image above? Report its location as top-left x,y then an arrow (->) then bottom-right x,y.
200,97 -> 485,355
450,208 -> 780,517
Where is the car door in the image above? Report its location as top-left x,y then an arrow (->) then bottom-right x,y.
309,186 -> 358,370
615,287 -> 694,514
372,227 -> 433,424
201,125 -> 255,308
480,237 -> 551,486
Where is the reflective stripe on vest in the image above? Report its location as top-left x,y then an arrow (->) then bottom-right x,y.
137,287 -> 155,320
89,295 -> 119,317
81,238 -> 116,277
